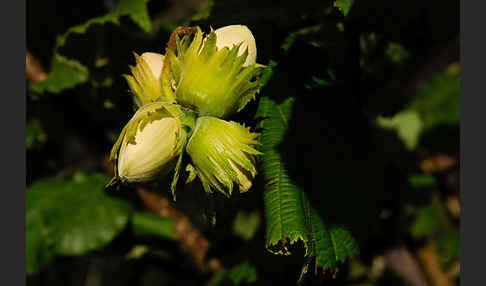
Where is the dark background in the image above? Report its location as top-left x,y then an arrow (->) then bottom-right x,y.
26,0 -> 460,285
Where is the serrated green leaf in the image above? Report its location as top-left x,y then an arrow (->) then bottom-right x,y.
255,96 -> 358,272
227,261 -> 258,285
30,0 -> 152,95
56,0 -> 152,48
26,173 -> 132,274
334,0 -> 354,17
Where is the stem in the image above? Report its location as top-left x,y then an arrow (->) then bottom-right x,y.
26,50 -> 47,83
417,242 -> 454,286
137,188 -> 221,273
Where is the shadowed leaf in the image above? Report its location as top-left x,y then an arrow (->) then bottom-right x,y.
26,173 -> 131,274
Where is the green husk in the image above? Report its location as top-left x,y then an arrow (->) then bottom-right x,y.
123,53 -> 174,108
109,102 -> 196,184
186,116 -> 261,197
164,27 -> 265,118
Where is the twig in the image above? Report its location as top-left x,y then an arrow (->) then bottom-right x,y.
137,188 -> 221,273
445,196 -> 460,219
420,154 -> 457,174
446,261 -> 460,280
417,242 -> 454,286
384,246 -> 429,286
26,50 -> 48,83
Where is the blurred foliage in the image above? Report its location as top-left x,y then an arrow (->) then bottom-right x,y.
27,0 -> 460,285
385,42 -> 410,64
437,229 -> 460,267
376,63 -> 460,150
227,261 -> 258,285
29,0 -> 152,95
26,173 -> 131,274
233,210 -> 261,241
377,110 -> 423,150
29,54 -> 90,94
206,261 -> 258,286
411,63 -> 461,130
156,0 -> 214,32
26,119 -> 47,150
408,174 -> 437,189
333,0 -> 354,17
131,212 -> 176,240
410,203 -> 441,238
